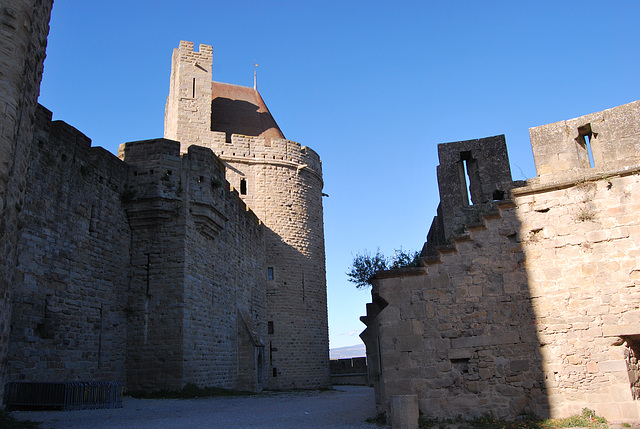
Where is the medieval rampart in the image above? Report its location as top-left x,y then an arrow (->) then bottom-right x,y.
5,103 -> 270,393
362,100 -> 640,422
8,105 -> 131,384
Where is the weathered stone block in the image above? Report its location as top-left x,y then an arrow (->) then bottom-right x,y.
389,394 -> 419,429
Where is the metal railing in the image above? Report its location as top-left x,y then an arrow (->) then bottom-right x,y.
4,381 -> 123,410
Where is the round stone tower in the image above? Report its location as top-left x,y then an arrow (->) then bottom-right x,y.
164,41 -> 329,389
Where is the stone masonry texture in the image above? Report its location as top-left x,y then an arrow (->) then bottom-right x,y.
361,100 -> 640,423
1,8 -> 329,397
0,0 -> 53,403
163,41 -> 330,390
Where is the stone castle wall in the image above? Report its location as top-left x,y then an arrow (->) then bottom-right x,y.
362,100 -> 640,422
164,41 -> 329,389
0,0 -> 53,402
219,136 -> 327,389
5,111 -> 269,393
118,138 -> 267,392
513,171 -> 640,419
2,27 -> 327,395
7,106 -> 131,384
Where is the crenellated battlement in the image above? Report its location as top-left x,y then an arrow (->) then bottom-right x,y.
174,41 -> 213,66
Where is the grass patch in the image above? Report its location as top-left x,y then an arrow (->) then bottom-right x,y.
418,409 -> 608,429
0,410 -> 41,429
542,408 -> 607,429
127,383 -> 256,399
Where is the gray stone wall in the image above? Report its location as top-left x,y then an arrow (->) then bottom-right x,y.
369,202 -> 546,420
164,41 -> 330,390
0,0 -> 53,401
119,139 -> 188,391
362,100 -> 640,422
530,100 -> 640,180
7,106 -> 130,384
181,145 -> 267,392
3,31 -> 323,395
118,139 -> 267,392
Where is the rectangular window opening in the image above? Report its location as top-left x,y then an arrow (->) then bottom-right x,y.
460,151 -> 473,206
192,78 -> 196,98
268,321 -> 274,335
267,267 -> 274,281
577,124 -> 595,168
272,368 -> 278,377
240,178 -> 247,195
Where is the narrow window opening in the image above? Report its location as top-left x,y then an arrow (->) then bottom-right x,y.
192,78 -> 196,98
268,321 -> 274,334
272,368 -> 278,377
460,151 -> 473,206
240,178 -> 247,195
577,124 -> 596,168
97,305 -> 103,369
267,267 -> 274,281
89,205 -> 98,233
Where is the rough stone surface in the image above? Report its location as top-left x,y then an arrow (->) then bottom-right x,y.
164,41 -> 329,390
0,0 -> 53,402
362,100 -> 640,422
1,32 -> 328,394
390,395 -> 419,429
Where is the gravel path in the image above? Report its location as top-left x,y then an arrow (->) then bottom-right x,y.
10,385 -> 383,429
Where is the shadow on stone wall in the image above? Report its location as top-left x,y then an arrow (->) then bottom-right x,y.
361,136 -> 550,419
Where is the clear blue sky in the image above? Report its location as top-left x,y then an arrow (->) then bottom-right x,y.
39,1 -> 639,352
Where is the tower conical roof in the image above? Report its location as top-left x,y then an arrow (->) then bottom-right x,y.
211,82 -> 285,142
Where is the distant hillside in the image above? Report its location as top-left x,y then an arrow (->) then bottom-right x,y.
330,343 -> 366,359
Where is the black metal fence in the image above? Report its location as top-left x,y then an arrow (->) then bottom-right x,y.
4,381 -> 123,410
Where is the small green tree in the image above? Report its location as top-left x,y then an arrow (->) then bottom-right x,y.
389,249 -> 421,269
347,248 -> 421,289
347,249 -> 388,289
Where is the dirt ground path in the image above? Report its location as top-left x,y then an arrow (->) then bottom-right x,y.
10,385 -> 381,429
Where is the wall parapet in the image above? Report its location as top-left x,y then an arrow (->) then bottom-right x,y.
530,99 -> 640,181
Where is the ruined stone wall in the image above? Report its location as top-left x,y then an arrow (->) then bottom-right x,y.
368,173 -> 640,421
164,41 -> 330,389
369,200 -> 547,419
7,106 -> 131,384
0,0 -> 53,401
363,101 -> 640,422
